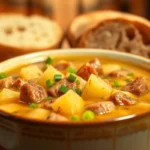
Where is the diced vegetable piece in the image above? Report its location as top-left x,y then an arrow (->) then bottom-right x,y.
59,85 -> 68,93
20,65 -> 42,80
113,80 -> 121,87
25,108 -> 50,120
46,79 -> 54,88
71,115 -> 80,121
38,65 -> 64,87
29,103 -> 38,108
45,57 -> 53,64
0,72 -> 7,79
66,73 -> 86,90
46,96 -> 53,101
82,74 -> 112,100
51,90 -> 84,116
68,74 -> 77,82
102,64 -> 121,75
0,88 -> 20,102
82,110 -> 95,121
67,66 -> 77,74
54,74 -> 62,81
0,103 -> 23,113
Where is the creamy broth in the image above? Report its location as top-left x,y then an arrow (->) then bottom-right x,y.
0,56 -> 149,122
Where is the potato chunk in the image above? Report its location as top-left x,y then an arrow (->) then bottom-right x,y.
51,90 -> 84,116
102,64 -> 121,75
0,88 -> 20,103
20,65 -> 42,80
38,65 -> 64,87
25,108 -> 50,120
82,74 -> 112,100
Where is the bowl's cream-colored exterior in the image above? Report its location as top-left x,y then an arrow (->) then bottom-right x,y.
0,49 -> 150,150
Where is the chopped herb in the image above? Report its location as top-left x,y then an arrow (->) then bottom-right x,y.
46,96 -> 53,101
121,67 -> 126,70
127,72 -> 134,76
29,103 -> 37,108
68,74 -> 77,82
42,65 -> 48,71
46,79 -> 54,88
82,110 -> 95,121
76,79 -> 80,85
113,80 -> 121,87
71,115 -> 80,121
54,74 -> 62,81
59,85 -> 68,93
125,78 -> 132,83
67,66 -> 77,74
0,72 -> 7,79
45,57 -> 53,64
76,88 -> 81,95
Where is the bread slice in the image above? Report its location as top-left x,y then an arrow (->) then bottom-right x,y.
0,13 -> 63,61
68,11 -> 150,58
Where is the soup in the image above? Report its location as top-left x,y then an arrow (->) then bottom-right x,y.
0,56 -> 149,122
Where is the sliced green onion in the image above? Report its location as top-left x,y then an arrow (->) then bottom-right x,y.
127,72 -> 134,76
113,80 -> 121,87
121,67 -> 126,70
0,72 -> 7,79
67,66 -> 77,74
99,96 -> 104,100
59,85 -> 68,94
46,96 -> 53,101
76,88 -> 81,95
29,103 -> 37,108
46,79 -> 54,88
54,74 -> 62,81
76,79 -> 80,85
82,110 -> 95,121
103,76 -> 111,79
125,78 -> 132,83
71,115 -> 80,121
68,74 -> 77,82
45,57 -> 53,64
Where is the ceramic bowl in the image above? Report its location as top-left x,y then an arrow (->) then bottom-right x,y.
0,49 -> 150,150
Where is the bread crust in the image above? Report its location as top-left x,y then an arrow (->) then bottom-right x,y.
0,13 -> 63,61
68,10 -> 150,47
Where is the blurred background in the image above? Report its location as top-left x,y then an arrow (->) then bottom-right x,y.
0,0 -> 149,30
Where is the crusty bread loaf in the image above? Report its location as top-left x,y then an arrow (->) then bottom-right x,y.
0,13 -> 63,61
68,11 -> 150,58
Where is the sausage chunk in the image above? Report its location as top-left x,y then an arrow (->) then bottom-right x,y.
20,83 -> 48,104
85,101 -> 115,115
13,78 -> 26,89
109,70 -> 130,77
47,112 -> 68,121
48,78 -> 77,97
0,76 -> 14,89
110,92 -> 136,105
122,77 -> 149,95
77,58 -> 101,80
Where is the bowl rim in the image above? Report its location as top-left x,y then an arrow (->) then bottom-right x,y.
0,48 -> 150,127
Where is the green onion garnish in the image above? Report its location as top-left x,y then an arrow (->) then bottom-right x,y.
67,66 -> 77,74
46,96 -> 53,101
103,76 -> 111,79
125,78 -> 132,83
59,85 -> 68,93
46,79 -> 54,88
76,88 -> 81,95
76,80 -> 80,85
68,74 -> 77,82
121,67 -> 126,70
29,103 -> 37,108
0,72 -> 7,79
113,80 -> 121,87
45,57 -> 53,64
71,115 -> 80,121
54,74 -> 62,81
82,110 -> 95,121
127,72 -> 134,76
